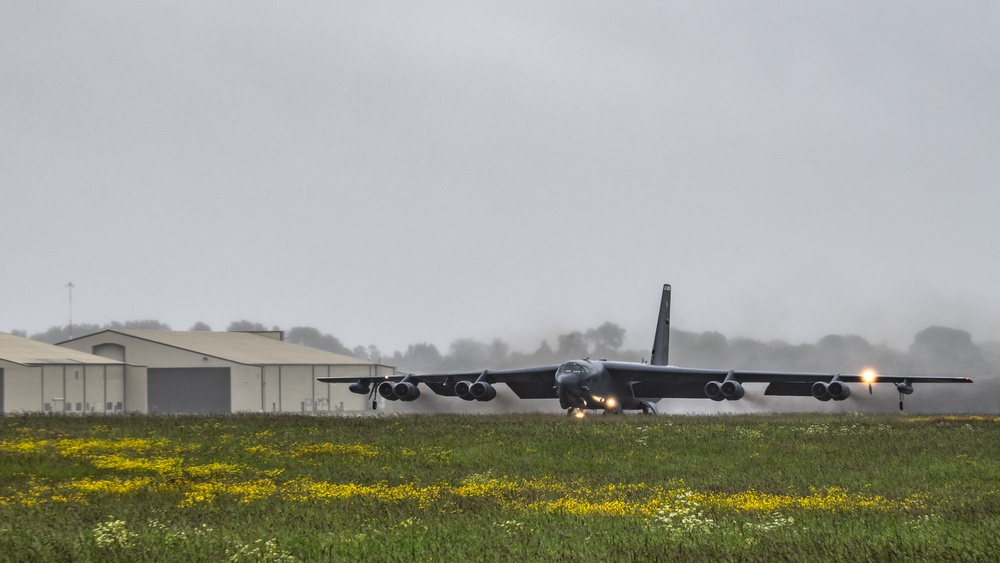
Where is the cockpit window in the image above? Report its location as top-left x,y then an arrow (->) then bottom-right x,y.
559,363 -> 589,374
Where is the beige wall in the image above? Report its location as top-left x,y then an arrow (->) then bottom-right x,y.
60,332 -> 386,414
262,365 -> 373,413
252,364 -> 377,413
262,365 -> 279,412
1,360 -> 40,412
231,364 -> 262,412
124,365 -> 146,413
0,360 -> 126,413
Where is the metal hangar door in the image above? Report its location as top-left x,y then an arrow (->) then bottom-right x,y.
147,367 -> 231,414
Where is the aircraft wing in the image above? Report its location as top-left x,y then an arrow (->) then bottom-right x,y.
319,360 -> 971,409
318,365 -> 560,399
600,361 -> 973,399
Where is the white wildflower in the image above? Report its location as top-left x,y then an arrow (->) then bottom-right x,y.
93,519 -> 136,550
228,538 -> 297,562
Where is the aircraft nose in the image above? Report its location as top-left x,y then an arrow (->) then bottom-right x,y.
556,372 -> 585,408
556,372 -> 581,388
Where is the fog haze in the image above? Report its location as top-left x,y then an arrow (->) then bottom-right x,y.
3,2 -> 999,355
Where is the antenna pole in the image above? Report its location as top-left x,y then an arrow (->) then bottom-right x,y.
66,282 -> 74,338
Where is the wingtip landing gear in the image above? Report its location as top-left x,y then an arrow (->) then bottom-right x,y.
896,380 -> 913,412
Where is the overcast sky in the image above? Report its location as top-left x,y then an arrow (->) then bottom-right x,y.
3,2 -> 999,356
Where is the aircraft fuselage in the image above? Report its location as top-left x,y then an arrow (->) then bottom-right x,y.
556,359 -> 639,411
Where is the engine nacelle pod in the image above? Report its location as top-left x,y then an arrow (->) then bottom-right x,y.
378,381 -> 398,401
470,381 -> 497,402
811,381 -> 832,401
454,380 -> 476,401
896,382 -> 914,395
720,380 -> 745,400
393,382 -> 421,401
827,381 -> 851,401
704,381 -> 726,401
348,381 -> 371,395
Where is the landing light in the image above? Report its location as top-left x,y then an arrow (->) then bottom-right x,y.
574,410 -> 586,419
606,398 -> 617,408
861,369 -> 877,384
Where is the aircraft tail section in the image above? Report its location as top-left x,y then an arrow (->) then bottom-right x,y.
650,284 -> 671,366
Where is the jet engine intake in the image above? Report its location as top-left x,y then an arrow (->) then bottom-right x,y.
896,381 -> 914,395
827,380 -> 851,400
720,380 -> 745,400
378,381 -> 398,401
393,382 -> 421,401
454,380 -> 476,401
704,381 -> 725,401
813,380 -> 851,401
470,381 -> 496,402
811,382 -> 832,401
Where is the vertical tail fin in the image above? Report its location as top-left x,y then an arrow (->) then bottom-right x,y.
650,284 -> 671,366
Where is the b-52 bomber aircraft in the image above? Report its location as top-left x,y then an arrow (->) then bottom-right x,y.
319,285 -> 972,414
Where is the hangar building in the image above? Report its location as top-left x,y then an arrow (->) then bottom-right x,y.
58,330 -> 394,414
0,331 -> 142,414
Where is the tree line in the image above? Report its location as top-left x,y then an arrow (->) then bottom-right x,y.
13,319 -> 999,380
13,319 -> 995,413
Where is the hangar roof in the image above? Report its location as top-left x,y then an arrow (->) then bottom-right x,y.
79,330 -> 392,368
0,332 -> 125,366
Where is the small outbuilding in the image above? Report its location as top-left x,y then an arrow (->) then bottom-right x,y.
58,330 -> 394,414
0,331 -> 141,414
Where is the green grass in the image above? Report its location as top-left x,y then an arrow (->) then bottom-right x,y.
2,412 -> 999,561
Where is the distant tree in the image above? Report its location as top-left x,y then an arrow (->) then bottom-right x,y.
445,339 -> 490,371
813,334 -> 875,372
10,329 -> 27,338
227,320 -> 270,332
108,320 -> 171,330
585,322 -> 626,355
728,337 -> 770,370
908,326 -> 986,376
398,343 -> 444,372
531,340 -> 556,363
673,330 -> 728,367
763,341 -> 815,372
488,338 -> 511,367
189,322 -> 212,331
557,331 -> 588,358
286,326 -> 351,355
506,349 -> 536,368
287,326 -> 322,343
30,323 -> 103,343
979,342 -> 1000,373
351,346 -> 369,360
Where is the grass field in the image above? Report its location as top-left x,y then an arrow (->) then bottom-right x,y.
1,412 -> 999,561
